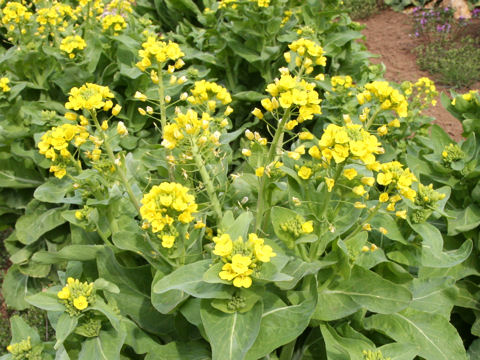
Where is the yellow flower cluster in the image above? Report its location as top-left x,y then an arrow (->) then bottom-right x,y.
57,277 -> 95,316
65,83 -> 114,111
136,37 -> 185,71
219,0 -> 270,8
403,77 -> 438,108
451,90 -> 479,106
37,123 -> 89,178
311,123 -> 383,166
376,161 -> 417,201
162,109 -> 221,150
1,2 -> 32,31
36,3 -> 76,32
285,38 -> 327,73
264,72 -> 321,125
140,182 -> 197,248
331,75 -> 354,92
106,0 -> 134,14
0,77 -> 10,92
6,337 -> 41,359
102,14 -> 127,35
442,143 -> 465,164
60,35 -> 87,59
77,0 -> 104,17
213,233 -> 276,288
187,80 -> 232,107
357,81 -> 408,117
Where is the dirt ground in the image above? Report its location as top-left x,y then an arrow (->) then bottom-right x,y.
359,8 -> 480,141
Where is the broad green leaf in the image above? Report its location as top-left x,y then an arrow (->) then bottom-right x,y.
276,259 -> 336,290
201,300 -> 263,360
468,339 -> 480,360
320,323 -> 375,360
447,205 -> 480,236
10,315 -> 41,344
96,248 -> 174,336
313,290 -> 361,321
2,265 -> 30,310
78,328 -> 126,360
245,277 -> 317,359
93,278 -> 120,294
32,245 -> 104,264
54,313 -> 78,349
328,265 -> 412,314
122,318 -> 164,355
224,211 -> 254,240
16,205 -> 68,245
153,260 -> 230,299
370,213 -> 407,244
26,289 -> 65,312
90,298 -> 121,332
33,178 -> 79,204
151,270 -> 189,314
364,308 -> 468,360
144,341 -> 210,360
270,206 -> 302,247
409,277 -> 457,318
379,343 -> 418,360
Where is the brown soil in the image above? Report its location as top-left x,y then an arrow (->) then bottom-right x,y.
359,8 -> 480,141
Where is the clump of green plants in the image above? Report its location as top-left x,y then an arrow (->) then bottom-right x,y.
340,0 -> 381,19
415,37 -> 480,87
411,6 -> 480,87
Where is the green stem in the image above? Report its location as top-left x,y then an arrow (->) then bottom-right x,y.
255,109 -> 291,232
191,141 -> 223,221
365,107 -> 382,130
224,55 -> 235,91
157,64 -> 167,132
91,111 -> 141,214
343,202 -> 382,242
279,339 -> 296,360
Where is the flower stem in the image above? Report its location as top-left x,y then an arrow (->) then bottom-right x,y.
343,202 -> 382,242
91,111 -> 141,214
191,141 -> 223,221
157,64 -> 167,132
255,109 -> 290,232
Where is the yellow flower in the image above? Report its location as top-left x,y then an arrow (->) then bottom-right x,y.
353,185 -> 366,196
363,223 -> 372,231
325,177 -> 335,192
301,220 -> 314,234
298,166 -> 312,180
379,227 -> 388,235
117,121 -> 128,136
255,167 -> 265,177
361,245 -> 370,252
57,287 -> 71,300
161,235 -> 176,248
233,275 -> 252,288
396,210 -> 407,219
299,131 -> 314,140
112,104 -> 122,116
361,177 -> 375,186
252,107 -> 264,119
342,168 -> 357,180
73,296 -> 88,310
242,149 -> 252,156
354,201 -> 366,209
213,234 -> 233,257
65,83 -> 114,111
254,243 -> 276,263
379,193 -> 389,202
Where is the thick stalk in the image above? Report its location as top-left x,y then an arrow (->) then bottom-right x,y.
365,107 -> 382,130
191,141 -> 223,221
91,112 -> 141,214
255,110 -> 290,232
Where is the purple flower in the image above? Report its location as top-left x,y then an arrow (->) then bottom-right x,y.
415,31 -> 419,37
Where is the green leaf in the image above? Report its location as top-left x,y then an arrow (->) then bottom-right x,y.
93,278 -> 120,294
320,323 -> 375,360
468,339 -> 480,360
223,211 -> 254,240
410,222 -> 473,268
2,265 -> 30,310
270,206 -> 302,247
370,213 -> 407,244
364,308 -> 468,360
16,205 -> 68,245
379,343 -> 418,360
78,328 -> 126,360
96,248 -> 174,336
90,298 -> 121,332
200,300 -> 263,360
328,265 -> 412,314
26,289 -> 65,312
245,277 -> 317,359
233,91 -> 265,102
447,205 -> 480,236
144,341 -> 210,360
33,178 -> 80,204
409,277 -> 457,318
10,315 -> 41,344
313,289 -> 361,321
54,313 -> 78,349
153,260 -> 230,299
276,259 -> 336,290
32,245 -> 104,264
